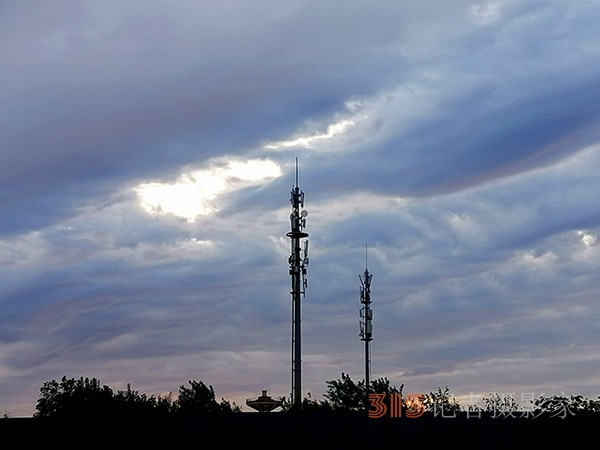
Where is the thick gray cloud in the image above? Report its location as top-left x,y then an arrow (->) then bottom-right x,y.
2,0 -> 600,416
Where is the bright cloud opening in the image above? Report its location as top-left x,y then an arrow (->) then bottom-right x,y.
135,158 -> 282,222
265,116 -> 363,150
470,1 -> 502,22
578,230 -> 597,247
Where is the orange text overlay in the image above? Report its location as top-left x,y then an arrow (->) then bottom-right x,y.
368,393 -> 426,419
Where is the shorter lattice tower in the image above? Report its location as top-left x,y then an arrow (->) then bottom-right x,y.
359,245 -> 373,392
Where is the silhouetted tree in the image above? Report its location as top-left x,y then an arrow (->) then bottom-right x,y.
422,386 -> 462,416
278,393 -> 333,412
370,377 -> 403,396
533,394 -> 600,419
1,400 -> 10,419
35,376 -> 175,418
113,383 -> 174,417
174,380 -> 240,415
302,396 -> 333,412
481,392 -> 519,415
323,372 -> 404,413
34,376 -> 241,418
34,376 -> 114,418
324,372 -> 365,411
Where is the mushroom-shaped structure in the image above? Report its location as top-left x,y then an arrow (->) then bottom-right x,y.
246,390 -> 283,412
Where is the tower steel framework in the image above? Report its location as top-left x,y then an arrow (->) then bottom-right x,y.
359,246 -> 373,391
286,158 -> 309,409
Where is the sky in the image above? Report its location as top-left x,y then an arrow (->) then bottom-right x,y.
1,0 -> 600,417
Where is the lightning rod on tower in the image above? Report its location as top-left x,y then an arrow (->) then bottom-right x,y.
359,245 -> 373,394
286,157 -> 309,410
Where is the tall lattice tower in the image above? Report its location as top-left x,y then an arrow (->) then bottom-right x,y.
286,158 -> 309,409
359,246 -> 373,391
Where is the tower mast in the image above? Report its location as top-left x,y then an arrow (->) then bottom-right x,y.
286,157 -> 309,410
359,245 -> 373,394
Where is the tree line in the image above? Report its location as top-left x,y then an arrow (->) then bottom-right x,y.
22,372 -> 600,419
33,376 -> 239,418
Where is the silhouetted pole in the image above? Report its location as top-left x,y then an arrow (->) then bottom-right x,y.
359,246 -> 373,398
286,158 -> 309,410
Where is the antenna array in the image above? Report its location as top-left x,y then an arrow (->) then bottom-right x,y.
359,245 -> 373,391
286,157 -> 309,409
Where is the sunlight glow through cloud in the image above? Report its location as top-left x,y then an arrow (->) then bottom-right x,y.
135,159 -> 282,222
578,230 -> 597,247
265,115 -> 363,150
470,1 -> 502,21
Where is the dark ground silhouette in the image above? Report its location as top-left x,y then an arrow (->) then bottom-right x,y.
1,411 -> 595,448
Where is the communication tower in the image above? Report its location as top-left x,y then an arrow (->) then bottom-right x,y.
359,245 -> 373,391
286,158 -> 309,410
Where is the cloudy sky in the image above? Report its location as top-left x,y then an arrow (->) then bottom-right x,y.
2,0 -> 600,416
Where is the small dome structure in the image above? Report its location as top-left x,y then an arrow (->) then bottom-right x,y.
246,390 -> 283,413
